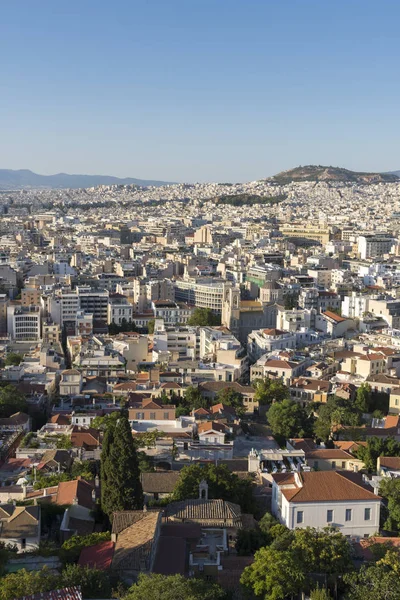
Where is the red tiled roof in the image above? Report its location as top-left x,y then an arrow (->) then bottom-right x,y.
78,540 -> 115,570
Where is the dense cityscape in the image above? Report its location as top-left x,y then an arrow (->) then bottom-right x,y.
0,166 -> 400,599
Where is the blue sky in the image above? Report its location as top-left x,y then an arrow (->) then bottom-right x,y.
1,0 -> 399,182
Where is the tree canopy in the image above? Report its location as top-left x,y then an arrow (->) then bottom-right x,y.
356,436 -> 400,472
5,352 -> 24,366
100,414 -> 143,517
379,477 -> 400,531
0,384 -> 27,418
172,463 -> 255,512
344,550 -> 400,600
216,387 -> 245,417
313,396 -> 361,442
187,308 -> 221,327
268,399 -> 313,441
253,378 -> 289,406
122,573 -> 225,600
355,382 -> 372,413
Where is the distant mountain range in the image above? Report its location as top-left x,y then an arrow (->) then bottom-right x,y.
0,169 -> 175,190
270,165 -> 399,184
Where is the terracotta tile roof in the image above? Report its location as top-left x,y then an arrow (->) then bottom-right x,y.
56,479 -> 95,509
78,540 -> 115,571
385,415 -> 400,429
140,471 -> 180,494
70,426 -> 100,448
165,499 -> 242,526
264,359 -> 297,369
50,414 -> 71,425
290,438 -> 317,452
198,421 -> 228,435
305,449 -> 353,460
263,328 -> 286,336
273,471 -> 380,503
199,381 -> 255,394
379,456 -> 400,470
193,407 -> 211,415
153,535 -> 187,575
112,510 -> 161,572
209,403 -> 236,415
359,353 -> 385,361
334,441 -> 366,453
322,310 -> 347,323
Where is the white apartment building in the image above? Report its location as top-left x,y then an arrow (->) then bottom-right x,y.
271,470 -> 380,540
151,300 -> 193,325
358,235 -> 394,259
247,328 -> 296,361
342,293 -> 370,319
7,305 -> 41,341
108,296 -> 134,326
174,278 -> 224,313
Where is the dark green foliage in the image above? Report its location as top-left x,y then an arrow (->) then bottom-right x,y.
253,378 -> 290,406
216,387 -> 245,417
60,532 -> 111,563
147,319 -> 155,334
284,292 -> 299,310
0,384 -> 27,418
214,193 -> 286,206
356,436 -> 400,472
379,478 -> 400,531
314,396 -> 361,442
343,551 -> 400,600
108,318 -> 138,335
355,382 -> 372,413
187,307 -> 221,326
5,352 -> 23,366
122,573 -> 225,600
268,399 -> 314,440
100,414 -> 143,517
235,528 -> 266,555
172,463 -> 255,513
91,410 -> 120,431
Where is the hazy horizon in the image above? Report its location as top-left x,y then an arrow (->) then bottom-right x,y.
1,0 -> 400,182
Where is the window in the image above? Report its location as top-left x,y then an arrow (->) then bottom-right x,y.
332,461 -> 336,469
345,509 -> 352,522
327,509 -> 333,523
297,511 -> 303,524
341,461 -> 346,468
364,508 -> 371,521
163,412 -> 169,420
314,461 -> 318,469
21,538 -> 26,550
150,412 -> 156,420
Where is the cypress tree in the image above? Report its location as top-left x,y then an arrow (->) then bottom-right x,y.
100,423 -> 114,517
100,414 -> 143,517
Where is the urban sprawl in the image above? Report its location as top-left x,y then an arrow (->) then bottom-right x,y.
1,175 -> 400,599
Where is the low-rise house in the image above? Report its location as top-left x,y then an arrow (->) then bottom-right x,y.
389,387 -> 400,414
271,470 -> 381,540
128,398 -> 176,426
198,381 -> 258,414
251,355 -> 310,386
305,448 -> 364,472
377,456 -> 400,477
197,421 -> 230,444
0,411 -> 31,433
79,540 -> 115,571
140,471 -> 181,501
111,509 -> 163,583
60,369 -> 83,396
36,450 -> 73,473
290,378 -> 331,405
315,311 -> 356,339
70,426 -> 101,451
0,504 -> 41,552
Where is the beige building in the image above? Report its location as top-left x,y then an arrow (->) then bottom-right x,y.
389,388 -> 400,414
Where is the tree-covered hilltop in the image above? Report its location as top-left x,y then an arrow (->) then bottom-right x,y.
212,193 -> 286,206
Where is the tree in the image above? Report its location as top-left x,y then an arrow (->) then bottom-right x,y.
284,292 -> 299,310
180,385 -> 207,412
55,434 -> 72,449
235,528 -> 266,556
172,463 -> 254,512
379,478 -> 400,531
0,384 -> 27,418
147,319 -> 155,334
344,551 -> 400,600
187,308 -> 221,327
290,527 -> 352,576
122,573 -> 225,600
216,387 -> 245,417
0,567 -> 59,600
60,564 -> 112,598
241,547 -> 305,600
259,511 -> 279,537
356,436 -> 400,472
100,414 -> 143,517
253,378 -> 289,406
5,352 -> 23,366
268,399 -> 313,441
355,382 -> 372,413
91,410 -> 120,431
60,532 -> 111,563
314,396 -> 361,442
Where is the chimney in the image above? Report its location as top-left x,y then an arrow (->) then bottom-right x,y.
73,496 -> 79,505
95,475 -> 100,488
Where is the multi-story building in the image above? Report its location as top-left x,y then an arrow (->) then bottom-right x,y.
174,278 -> 224,314
108,295 -> 134,326
7,305 -> 41,341
358,235 -> 394,259
247,328 -> 296,361
151,300 -> 193,325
